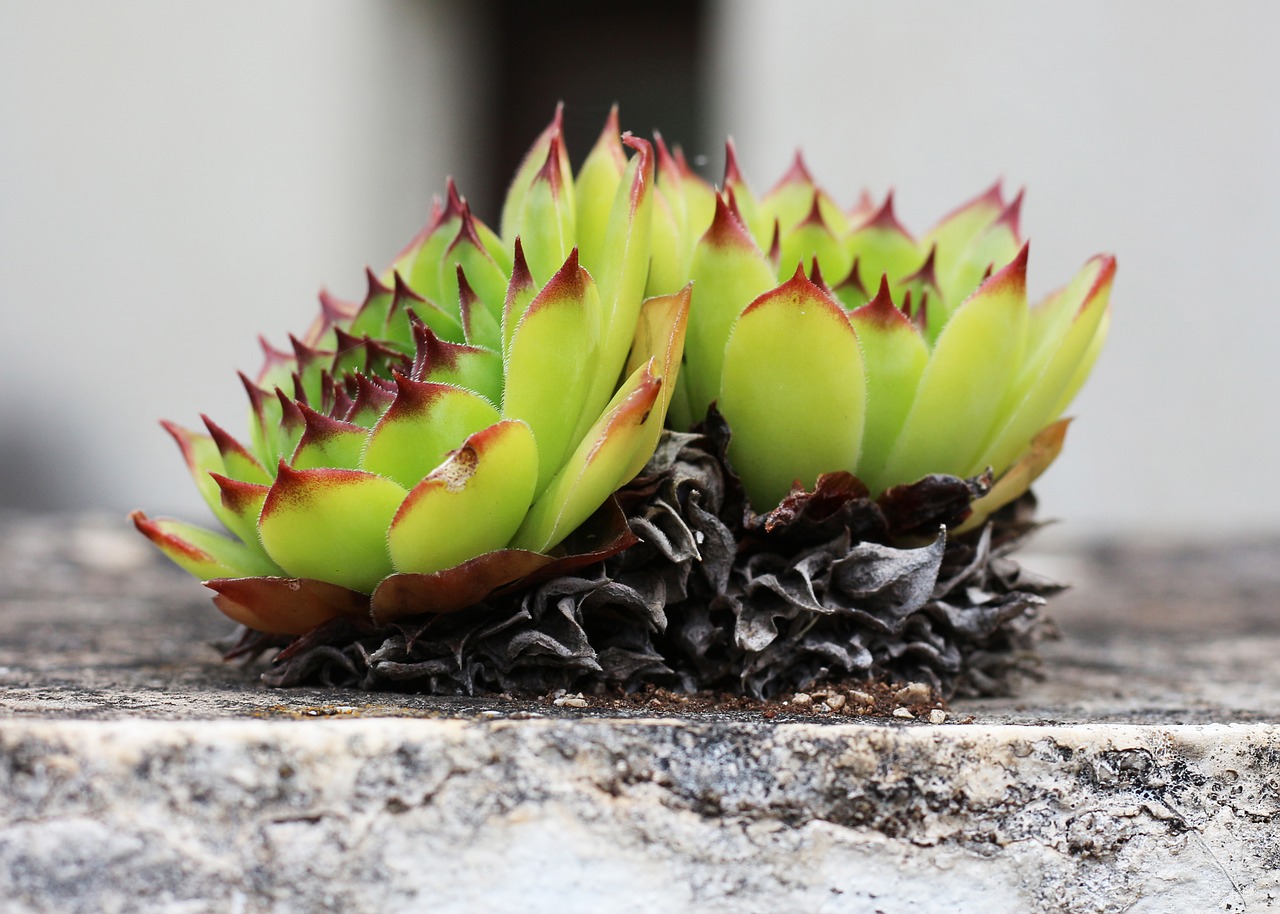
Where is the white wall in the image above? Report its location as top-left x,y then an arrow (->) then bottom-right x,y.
705,0 -> 1280,537
0,1 -> 488,515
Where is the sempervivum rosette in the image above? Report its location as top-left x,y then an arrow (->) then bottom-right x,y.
134,107 -> 1113,700
133,108 -> 689,636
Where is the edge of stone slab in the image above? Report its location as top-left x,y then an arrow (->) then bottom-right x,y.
4,718 -> 1278,913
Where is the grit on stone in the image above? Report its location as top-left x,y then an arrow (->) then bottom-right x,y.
2,513 -> 1280,912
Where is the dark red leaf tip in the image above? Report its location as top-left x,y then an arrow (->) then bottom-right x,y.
318,289 -> 354,326
534,133 -> 566,195
446,202 -> 489,257
768,149 -> 814,196
391,271 -> 427,306
723,137 -> 746,188
506,237 -> 535,295
996,188 -> 1024,240
982,241 -> 1030,297
848,188 -> 876,219
653,131 -> 679,181
800,190 -> 827,228
702,191 -> 756,250
836,258 -> 868,301
621,134 -> 653,205
850,274 -> 914,331
364,267 -> 393,300
863,191 -> 913,238
900,244 -> 939,291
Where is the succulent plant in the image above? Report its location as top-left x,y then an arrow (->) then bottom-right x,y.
133,108 -> 689,635
646,144 -> 1114,520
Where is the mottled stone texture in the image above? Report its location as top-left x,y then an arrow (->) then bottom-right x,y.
3,514 -> 1280,911
2,718 -> 1278,913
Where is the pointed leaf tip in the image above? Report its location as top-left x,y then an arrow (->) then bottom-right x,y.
769,149 -> 813,194
723,137 -> 745,187
864,190 -> 912,237
997,188 -> 1025,239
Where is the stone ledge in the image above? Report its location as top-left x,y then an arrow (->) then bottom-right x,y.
3,717 -> 1278,913
3,514 -> 1280,911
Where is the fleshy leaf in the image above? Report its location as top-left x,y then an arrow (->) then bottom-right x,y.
955,419 -> 1069,535
290,405 -> 369,471
848,278 -> 929,492
206,577 -> 370,636
683,193 -> 777,425
410,322 -> 503,405
202,415 -> 269,484
511,362 -> 663,553
779,194 -> 852,284
718,267 -> 866,510
371,495 -> 635,624
208,474 -> 270,550
574,136 -> 655,444
387,420 -> 539,575
845,193 -> 923,293
502,250 -> 601,493
360,374 -> 499,489
500,104 -> 565,247
130,511 -> 280,579
574,106 -> 627,274
974,255 -> 1115,476
874,246 -> 1029,488
500,238 -> 538,362
258,463 -> 407,593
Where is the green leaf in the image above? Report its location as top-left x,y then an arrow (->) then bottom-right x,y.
500,104 -> 565,247
516,134 -> 576,287
621,286 -> 691,477
573,136 -> 655,445
847,278 -> 929,492
845,194 -> 924,293
258,464 -> 407,593
973,254 -> 1115,476
410,323 -> 503,406
208,474 -> 270,550
922,182 -> 1004,300
874,246 -> 1029,488
130,511 -> 281,580
511,362 -> 663,553
955,419 -> 1069,535
778,194 -> 852,287
201,415 -> 269,484
289,405 -> 369,470
718,267 -> 866,510
443,218 -> 508,336
759,152 -> 818,234
388,420 -> 539,575
574,106 -> 627,275
722,140 -> 768,247
500,239 -> 538,363
360,374 -> 499,488
502,251 -> 601,494
683,193 -> 777,424
933,191 -> 1022,332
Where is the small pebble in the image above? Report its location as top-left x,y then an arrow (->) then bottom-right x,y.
847,690 -> 875,706
554,696 -> 589,708
929,709 -> 948,724
790,692 -> 813,707
894,682 -> 932,704
892,707 -> 915,719
825,694 -> 847,711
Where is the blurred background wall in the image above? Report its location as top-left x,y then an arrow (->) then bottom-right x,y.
2,0 -> 1276,541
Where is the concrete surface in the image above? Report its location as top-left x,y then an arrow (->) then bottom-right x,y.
2,513 -> 1279,912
